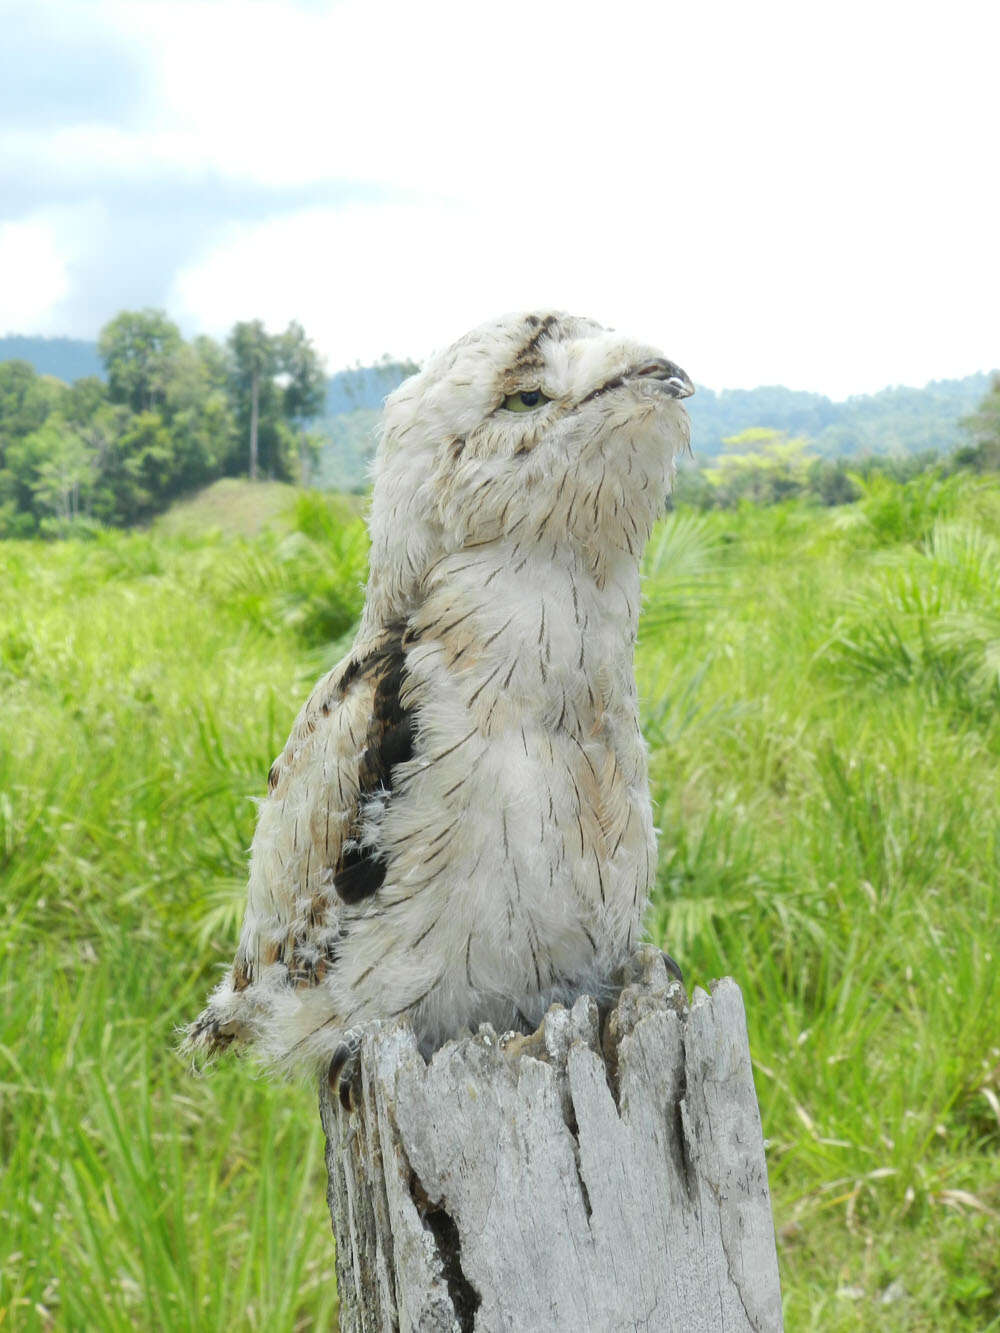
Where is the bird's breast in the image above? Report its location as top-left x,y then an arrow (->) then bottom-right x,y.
410,545 -> 641,738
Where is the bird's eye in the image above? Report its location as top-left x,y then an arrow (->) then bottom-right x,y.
501,388 -> 550,413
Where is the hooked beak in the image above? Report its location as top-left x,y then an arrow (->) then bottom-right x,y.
631,359 -> 695,400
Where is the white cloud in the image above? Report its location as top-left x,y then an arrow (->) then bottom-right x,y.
5,0 -> 1000,392
169,198 -> 700,371
0,217 -> 70,332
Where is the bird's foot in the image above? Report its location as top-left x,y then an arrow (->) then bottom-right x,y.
328,1029 -> 364,1112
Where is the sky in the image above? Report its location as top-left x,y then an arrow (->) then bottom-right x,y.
0,0 -> 997,398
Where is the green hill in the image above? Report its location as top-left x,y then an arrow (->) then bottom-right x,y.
152,477 -> 301,538
153,477 -> 367,539
0,335 -> 103,382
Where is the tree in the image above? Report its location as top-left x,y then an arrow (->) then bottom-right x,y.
0,368 -> 100,532
161,338 -> 235,495
0,361 -> 66,455
90,410 -> 174,526
227,320 -> 278,481
279,321 -> 326,422
1,429 -> 53,532
63,376 -> 108,429
957,373 -> 1000,472
95,320 -> 234,513
805,457 -> 861,506
98,310 -> 183,414
704,429 -> 815,507
226,320 -> 325,481
29,420 -> 92,522
75,404 -> 128,493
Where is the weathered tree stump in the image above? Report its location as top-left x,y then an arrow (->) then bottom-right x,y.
319,946 -> 783,1332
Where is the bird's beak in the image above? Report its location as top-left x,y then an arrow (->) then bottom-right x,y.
663,370 -> 695,400
633,359 -> 695,400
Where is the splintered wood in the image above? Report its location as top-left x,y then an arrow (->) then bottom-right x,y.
320,947 -> 783,1332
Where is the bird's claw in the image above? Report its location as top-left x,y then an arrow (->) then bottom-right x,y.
329,1031 -> 363,1112
661,950 -> 684,985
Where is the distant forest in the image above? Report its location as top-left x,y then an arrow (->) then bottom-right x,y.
691,375 -> 992,458
0,315 -> 326,534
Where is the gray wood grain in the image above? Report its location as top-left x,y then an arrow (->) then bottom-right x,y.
320,947 -> 783,1332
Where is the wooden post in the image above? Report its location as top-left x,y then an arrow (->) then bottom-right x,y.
319,946 -> 783,1332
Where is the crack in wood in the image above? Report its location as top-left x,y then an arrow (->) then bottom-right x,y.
560,1102 -> 594,1222
409,1166 -> 480,1330
416,1198 -> 481,1332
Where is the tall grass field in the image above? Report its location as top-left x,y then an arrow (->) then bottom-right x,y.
2,476 -> 998,1329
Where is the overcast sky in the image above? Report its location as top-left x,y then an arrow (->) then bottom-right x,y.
1,0 -> 997,396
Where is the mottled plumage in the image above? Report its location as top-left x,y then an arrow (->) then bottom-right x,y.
186,311 -> 692,1078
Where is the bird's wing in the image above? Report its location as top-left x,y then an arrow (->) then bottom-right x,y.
185,621 -> 412,1057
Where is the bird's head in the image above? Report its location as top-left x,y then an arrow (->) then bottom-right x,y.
365,311 -> 693,616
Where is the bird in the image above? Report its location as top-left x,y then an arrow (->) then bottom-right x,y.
185,311 -> 693,1105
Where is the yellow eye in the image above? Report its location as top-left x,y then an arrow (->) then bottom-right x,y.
501,388 -> 551,413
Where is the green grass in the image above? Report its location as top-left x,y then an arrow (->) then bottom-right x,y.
2,479 -> 999,1329
151,477 -> 303,539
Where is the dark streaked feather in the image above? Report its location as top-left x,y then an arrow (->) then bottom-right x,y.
333,623 -> 414,905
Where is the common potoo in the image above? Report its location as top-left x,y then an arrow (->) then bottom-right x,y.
186,312 -> 693,1097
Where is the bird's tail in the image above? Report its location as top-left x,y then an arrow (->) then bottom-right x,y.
180,975 -> 263,1062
